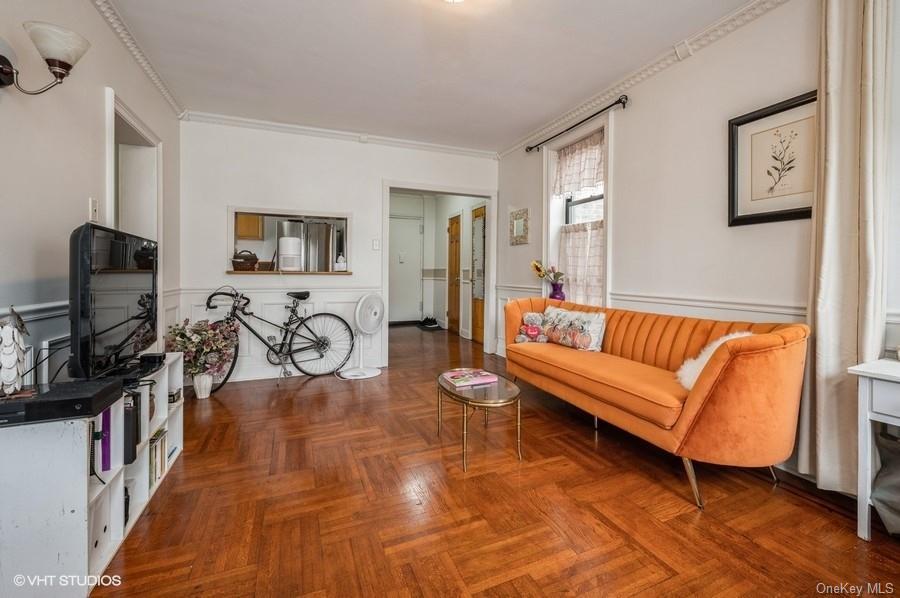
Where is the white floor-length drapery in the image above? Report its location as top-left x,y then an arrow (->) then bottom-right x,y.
797,0 -> 891,494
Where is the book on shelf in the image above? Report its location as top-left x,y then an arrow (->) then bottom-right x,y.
441,369 -> 498,388
148,428 -> 168,488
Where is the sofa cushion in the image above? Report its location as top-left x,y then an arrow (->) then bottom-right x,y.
506,342 -> 688,429
543,306 -> 606,351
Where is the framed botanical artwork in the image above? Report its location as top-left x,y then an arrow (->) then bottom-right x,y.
728,91 -> 816,226
509,208 -> 529,245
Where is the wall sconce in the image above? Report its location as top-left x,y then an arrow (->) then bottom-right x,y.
0,22 -> 90,95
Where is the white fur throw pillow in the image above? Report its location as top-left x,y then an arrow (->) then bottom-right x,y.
676,331 -> 752,390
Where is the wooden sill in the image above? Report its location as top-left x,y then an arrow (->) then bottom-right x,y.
226,270 -> 352,275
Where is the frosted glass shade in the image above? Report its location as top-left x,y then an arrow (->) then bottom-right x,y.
23,21 -> 90,69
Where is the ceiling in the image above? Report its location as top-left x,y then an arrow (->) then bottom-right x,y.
111,0 -> 750,151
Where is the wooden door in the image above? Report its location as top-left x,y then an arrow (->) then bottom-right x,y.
471,206 -> 485,344
447,215 -> 461,334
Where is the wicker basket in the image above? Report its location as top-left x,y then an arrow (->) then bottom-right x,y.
257,260 -> 275,271
231,250 -> 259,271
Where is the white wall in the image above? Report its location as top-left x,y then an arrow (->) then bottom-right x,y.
497,149 -> 545,288
179,120 -> 497,380
117,144 -> 158,241
495,0 -> 818,348
886,1 -> 900,354
0,0 -> 180,376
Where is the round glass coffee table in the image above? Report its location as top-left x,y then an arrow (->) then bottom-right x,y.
437,370 -> 522,471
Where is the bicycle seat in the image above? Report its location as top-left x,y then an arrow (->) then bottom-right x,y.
287,291 -> 310,301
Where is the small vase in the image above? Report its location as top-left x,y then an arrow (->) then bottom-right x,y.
549,282 -> 566,301
193,373 -> 212,399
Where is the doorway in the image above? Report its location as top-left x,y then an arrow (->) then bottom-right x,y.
388,216 -> 424,323
382,183 -> 497,365
115,113 -> 157,239
471,205 -> 486,344
447,214 -> 461,334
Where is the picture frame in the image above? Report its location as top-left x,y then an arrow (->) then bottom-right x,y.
728,91 -> 817,226
509,208 -> 529,245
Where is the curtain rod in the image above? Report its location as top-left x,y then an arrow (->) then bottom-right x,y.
525,95 -> 628,153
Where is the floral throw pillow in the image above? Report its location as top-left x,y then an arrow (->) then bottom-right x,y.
515,312 -> 548,344
542,306 -> 606,351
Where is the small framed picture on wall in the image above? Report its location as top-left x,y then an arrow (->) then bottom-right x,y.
728,91 -> 817,226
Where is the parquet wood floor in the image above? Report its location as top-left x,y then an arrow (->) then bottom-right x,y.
96,327 -> 900,597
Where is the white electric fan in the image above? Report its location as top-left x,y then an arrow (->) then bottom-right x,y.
339,293 -> 385,380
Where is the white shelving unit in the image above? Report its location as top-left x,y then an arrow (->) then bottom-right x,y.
0,353 -> 183,597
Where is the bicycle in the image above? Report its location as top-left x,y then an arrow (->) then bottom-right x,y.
204,286 -> 355,393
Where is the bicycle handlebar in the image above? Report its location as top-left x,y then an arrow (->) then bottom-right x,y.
205,291 -> 236,309
206,291 -> 250,310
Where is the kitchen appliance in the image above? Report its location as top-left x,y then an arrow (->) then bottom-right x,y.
278,236 -> 303,271
277,220 -> 306,272
306,222 -> 334,272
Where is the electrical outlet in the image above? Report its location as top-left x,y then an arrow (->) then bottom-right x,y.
88,196 -> 99,222
372,239 -> 381,250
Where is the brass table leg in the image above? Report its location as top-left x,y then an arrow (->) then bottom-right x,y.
483,407 -> 488,427
437,387 -> 442,437
462,404 -> 468,472
516,399 -> 523,461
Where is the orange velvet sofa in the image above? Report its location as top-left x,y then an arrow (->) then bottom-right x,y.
504,297 -> 809,507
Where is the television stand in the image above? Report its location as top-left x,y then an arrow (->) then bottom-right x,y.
0,352 -> 184,597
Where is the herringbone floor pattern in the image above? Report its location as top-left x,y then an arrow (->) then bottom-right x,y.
96,327 -> 900,596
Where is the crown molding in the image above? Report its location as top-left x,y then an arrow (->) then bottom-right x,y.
92,0 -> 184,117
498,0 -> 790,157
181,111 -> 500,160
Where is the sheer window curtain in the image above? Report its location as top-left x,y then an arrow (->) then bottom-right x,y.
559,220 -> 605,305
554,130 -> 606,305
553,130 -> 605,199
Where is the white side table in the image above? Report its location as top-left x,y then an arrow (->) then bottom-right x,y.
849,358 -> 900,540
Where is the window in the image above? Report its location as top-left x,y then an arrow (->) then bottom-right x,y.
552,129 -> 607,305
565,191 -> 604,224
230,210 -> 349,273
553,129 -> 605,225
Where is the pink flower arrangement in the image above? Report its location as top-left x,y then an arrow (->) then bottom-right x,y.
165,318 -> 240,376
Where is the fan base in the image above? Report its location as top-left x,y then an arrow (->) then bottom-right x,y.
339,367 -> 382,380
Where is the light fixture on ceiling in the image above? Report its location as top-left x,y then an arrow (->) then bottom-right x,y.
0,22 -> 90,96
443,0 -> 464,3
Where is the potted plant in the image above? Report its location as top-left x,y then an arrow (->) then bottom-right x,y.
531,260 -> 566,300
165,319 -> 239,399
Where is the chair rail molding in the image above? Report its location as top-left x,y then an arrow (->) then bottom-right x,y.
886,311 -> 900,356
496,283 -> 543,294
610,291 -> 807,319
0,301 -> 69,324
92,0 -> 184,116
499,0 -> 790,156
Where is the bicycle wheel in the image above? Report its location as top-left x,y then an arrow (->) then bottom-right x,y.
209,319 -> 240,394
289,313 -> 354,376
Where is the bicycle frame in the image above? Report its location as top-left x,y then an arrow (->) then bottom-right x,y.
224,303 -> 325,359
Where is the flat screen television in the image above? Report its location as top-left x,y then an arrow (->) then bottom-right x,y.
68,223 -> 158,379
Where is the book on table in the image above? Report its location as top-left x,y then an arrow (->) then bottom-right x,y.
442,369 -> 498,388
